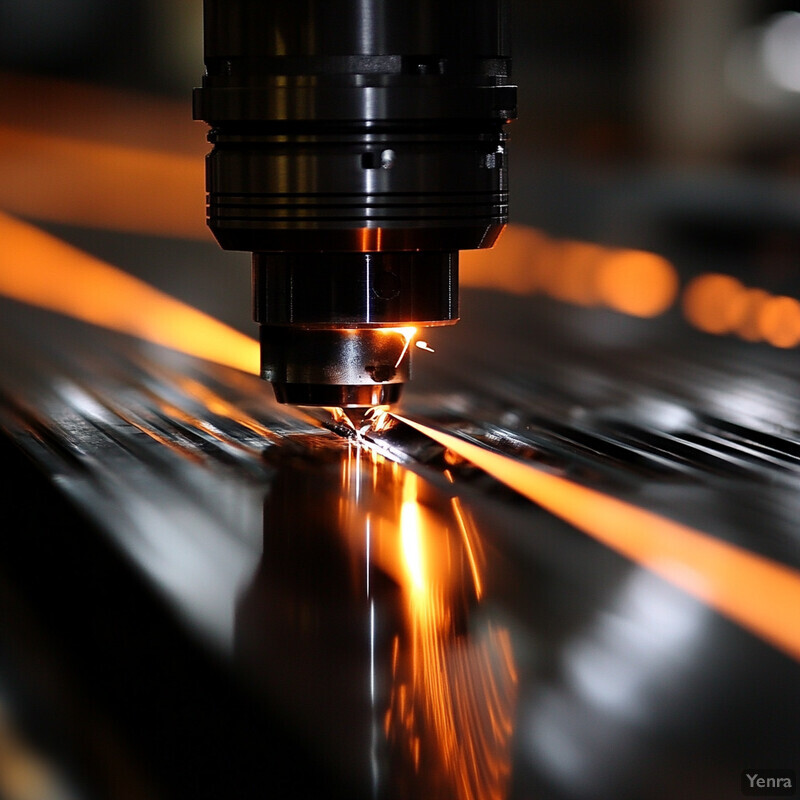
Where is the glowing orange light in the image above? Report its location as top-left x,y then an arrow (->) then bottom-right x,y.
461,224 -> 679,318
396,414 -> 800,663
324,406 -> 357,430
0,125 -> 209,240
460,224 -> 549,295
363,404 -> 394,433
682,274 -> 746,334
0,212 -> 259,374
400,472 -> 426,592
758,295 -> 800,348
0,71 -> 205,154
451,496 -> 484,600
390,467 -> 516,800
683,274 -> 800,350
544,240 -> 604,306
734,288 -> 771,342
376,326 -> 417,368
0,73 -> 209,240
595,248 -> 679,317
333,447 -> 516,800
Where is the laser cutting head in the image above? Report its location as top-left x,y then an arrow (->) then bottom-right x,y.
193,0 -> 516,407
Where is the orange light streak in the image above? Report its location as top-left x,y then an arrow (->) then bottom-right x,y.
380,326 -> 417,368
0,72 -> 206,154
0,125 -> 209,240
0,72 -> 209,239
396,414 -> 800,663
451,496 -> 484,600
400,472 -> 426,592
461,225 -> 679,318
0,212 -> 259,374
391,469 -> 516,800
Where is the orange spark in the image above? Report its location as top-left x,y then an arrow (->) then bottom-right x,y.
378,326 -> 417,368
0,212 -> 259,375
396,414 -> 800,664
363,405 -> 394,433
323,407 -> 356,430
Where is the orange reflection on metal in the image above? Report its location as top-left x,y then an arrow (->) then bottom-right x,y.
0,212 -> 259,374
390,469 -> 516,800
324,406 -> 358,432
358,228 -> 384,251
400,472 -> 426,592
397,414 -> 800,664
460,224 -> 679,318
165,372 -> 285,445
451,496 -> 484,601
363,404 -> 394,433
0,125 -> 209,240
338,448 -> 516,799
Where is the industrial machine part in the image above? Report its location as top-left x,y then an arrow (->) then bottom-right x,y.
193,0 -> 516,407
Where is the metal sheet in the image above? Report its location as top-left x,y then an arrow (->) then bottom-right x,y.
1,258 -> 799,799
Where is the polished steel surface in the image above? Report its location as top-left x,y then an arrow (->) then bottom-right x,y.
1,259 -> 799,798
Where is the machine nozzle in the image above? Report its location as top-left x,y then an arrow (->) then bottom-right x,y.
253,251 -> 458,407
261,327 -> 413,408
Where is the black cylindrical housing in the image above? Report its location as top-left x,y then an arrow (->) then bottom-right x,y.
253,251 -> 457,326
194,0 -> 515,254
194,0 -> 516,405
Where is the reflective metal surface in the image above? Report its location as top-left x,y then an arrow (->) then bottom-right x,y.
1,258 -> 800,798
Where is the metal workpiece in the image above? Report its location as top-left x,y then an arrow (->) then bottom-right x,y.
241,441 -> 516,800
3,284 -> 800,799
194,0 -> 516,406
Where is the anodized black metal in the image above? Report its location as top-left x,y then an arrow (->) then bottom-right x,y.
253,251 -> 458,326
194,0 -> 515,255
202,122 -> 509,252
